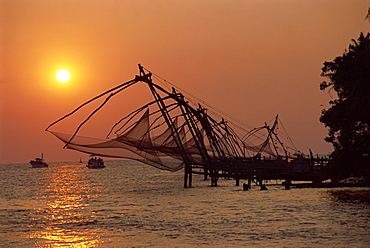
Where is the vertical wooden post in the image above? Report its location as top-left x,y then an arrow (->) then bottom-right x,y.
184,167 -> 188,188
211,177 -> 218,187
259,176 -> 267,190
184,164 -> 192,188
235,176 -> 240,186
203,167 -> 208,180
243,183 -> 249,191
210,170 -> 218,187
248,176 -> 252,189
285,178 -> 291,190
188,165 -> 192,187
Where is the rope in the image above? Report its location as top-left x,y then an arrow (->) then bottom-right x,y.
145,67 -> 255,132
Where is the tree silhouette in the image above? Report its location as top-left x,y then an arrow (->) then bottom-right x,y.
320,32 -> 370,180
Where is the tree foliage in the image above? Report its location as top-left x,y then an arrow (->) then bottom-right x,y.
320,32 -> 370,179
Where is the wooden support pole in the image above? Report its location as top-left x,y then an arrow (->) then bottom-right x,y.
259,176 -> 267,190
188,166 -> 192,187
210,170 -> 218,187
184,167 -> 188,188
184,164 -> 193,188
183,164 -> 193,188
203,168 -> 208,180
243,183 -> 249,191
284,178 -> 292,190
211,177 -> 218,187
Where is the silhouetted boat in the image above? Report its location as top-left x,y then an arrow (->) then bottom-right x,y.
87,156 -> 105,169
30,153 -> 48,168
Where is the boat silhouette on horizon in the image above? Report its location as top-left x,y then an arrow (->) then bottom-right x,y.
87,156 -> 105,169
30,153 -> 48,168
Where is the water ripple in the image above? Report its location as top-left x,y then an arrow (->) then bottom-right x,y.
0,161 -> 369,247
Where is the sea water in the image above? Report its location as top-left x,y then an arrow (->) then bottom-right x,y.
0,160 -> 369,247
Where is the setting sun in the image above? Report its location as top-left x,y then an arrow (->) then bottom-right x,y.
56,69 -> 71,83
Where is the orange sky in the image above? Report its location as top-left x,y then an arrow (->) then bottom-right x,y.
1,0 -> 369,163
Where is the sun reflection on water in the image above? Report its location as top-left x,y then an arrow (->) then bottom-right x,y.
31,228 -> 103,247
27,163 -> 103,247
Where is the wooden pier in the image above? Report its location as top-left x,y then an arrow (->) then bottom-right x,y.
184,155 -> 330,189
